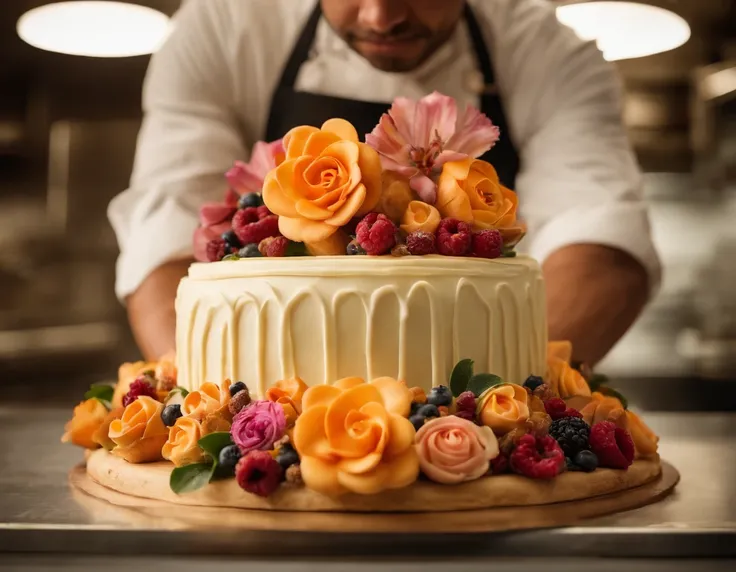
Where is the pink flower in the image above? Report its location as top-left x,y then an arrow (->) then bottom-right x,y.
193,139 -> 284,261
226,140 -> 285,195
366,92 -> 500,204
415,416 -> 499,484
231,400 -> 286,454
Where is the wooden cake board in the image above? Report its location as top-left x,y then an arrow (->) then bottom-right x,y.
70,451 -> 679,533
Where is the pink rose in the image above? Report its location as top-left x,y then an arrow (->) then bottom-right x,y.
415,416 -> 499,484
231,400 -> 286,454
193,188 -> 239,262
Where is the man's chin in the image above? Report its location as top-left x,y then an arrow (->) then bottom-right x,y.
361,54 -> 423,73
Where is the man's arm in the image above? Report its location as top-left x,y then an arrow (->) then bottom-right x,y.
543,245 -> 649,366
126,259 -> 194,361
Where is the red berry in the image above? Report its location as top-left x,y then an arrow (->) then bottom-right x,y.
259,236 -> 289,257
564,408 -> 583,419
235,450 -> 283,497
232,207 -> 280,246
472,229 -> 503,259
122,377 -> 158,407
544,398 -> 567,420
490,453 -> 510,475
454,409 -> 475,422
510,434 -> 565,479
406,231 -> 436,255
455,391 -> 477,413
589,421 -> 635,469
206,237 -> 231,262
355,213 -> 397,255
436,218 -> 472,256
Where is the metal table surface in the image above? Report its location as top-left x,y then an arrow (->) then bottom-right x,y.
1,392 -> 735,563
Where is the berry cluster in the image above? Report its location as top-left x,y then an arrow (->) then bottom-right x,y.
122,375 -> 159,407
204,194 -> 308,262
408,385 -> 455,430
349,214 -> 511,259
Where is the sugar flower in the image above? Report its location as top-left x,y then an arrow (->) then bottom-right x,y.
366,91 -> 500,204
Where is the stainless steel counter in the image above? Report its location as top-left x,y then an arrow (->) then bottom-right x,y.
1,401 -> 735,560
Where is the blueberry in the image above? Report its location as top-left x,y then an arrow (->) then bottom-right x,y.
275,444 -> 300,471
221,230 -> 242,249
346,241 -> 365,255
427,385 -> 453,407
523,375 -> 544,392
574,450 -> 598,472
410,401 -> 423,416
409,414 -> 426,431
218,444 -> 242,469
416,404 -> 440,419
161,404 -> 182,427
238,193 -> 263,209
238,243 -> 262,258
229,381 -> 247,397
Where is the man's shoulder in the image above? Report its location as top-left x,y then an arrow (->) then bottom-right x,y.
468,0 -> 562,36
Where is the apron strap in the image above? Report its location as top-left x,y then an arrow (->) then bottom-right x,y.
278,2 -> 323,90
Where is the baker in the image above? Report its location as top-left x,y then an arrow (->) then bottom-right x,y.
109,0 -> 660,367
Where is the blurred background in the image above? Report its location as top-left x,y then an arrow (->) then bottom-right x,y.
0,0 -> 735,387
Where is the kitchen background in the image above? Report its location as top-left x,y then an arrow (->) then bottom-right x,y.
0,0 -> 735,385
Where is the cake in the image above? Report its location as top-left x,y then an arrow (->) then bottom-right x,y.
175,256 -> 547,396
63,92 -> 666,515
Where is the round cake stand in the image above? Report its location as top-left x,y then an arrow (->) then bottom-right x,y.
70,451 -> 679,533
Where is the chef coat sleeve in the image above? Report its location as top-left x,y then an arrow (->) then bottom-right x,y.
107,0 -> 247,301
509,5 -> 662,294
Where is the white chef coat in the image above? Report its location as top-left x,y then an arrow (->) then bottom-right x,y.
108,0 -> 661,301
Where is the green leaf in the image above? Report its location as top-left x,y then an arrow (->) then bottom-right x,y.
84,383 -> 114,404
285,241 -> 309,257
198,432 -> 233,460
466,374 -> 505,398
169,463 -> 214,494
449,359 -> 474,397
587,373 -> 610,392
598,386 -> 629,409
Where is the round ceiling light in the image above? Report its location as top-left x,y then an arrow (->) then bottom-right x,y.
556,1 -> 691,61
17,1 -> 171,58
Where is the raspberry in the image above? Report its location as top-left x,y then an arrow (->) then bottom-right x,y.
454,410 -> 475,422
455,391 -> 476,413
259,236 -> 289,257
355,213 -> 397,255
122,377 -> 158,407
472,229 -> 503,259
564,408 -> 583,419
510,434 -> 565,479
544,398 -> 567,420
406,231 -> 436,255
490,453 -> 510,475
589,421 -> 635,470
436,218 -> 472,256
232,207 -> 280,246
235,450 -> 283,497
206,237 -> 232,262
549,417 -> 590,458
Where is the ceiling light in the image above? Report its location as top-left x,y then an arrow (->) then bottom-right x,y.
556,1 -> 691,61
17,1 -> 171,58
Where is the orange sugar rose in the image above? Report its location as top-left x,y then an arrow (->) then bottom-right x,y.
477,383 -> 530,436
262,119 -> 383,251
581,392 -> 628,430
162,417 -> 207,468
546,357 -> 592,400
61,398 -> 108,450
293,377 -> 418,496
436,158 -> 525,243
108,396 -> 169,463
266,377 -> 309,427
626,410 -> 659,458
92,406 -> 125,450
181,379 -> 231,420
400,200 -> 441,235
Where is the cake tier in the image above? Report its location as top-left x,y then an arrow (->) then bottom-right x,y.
175,256 -> 547,396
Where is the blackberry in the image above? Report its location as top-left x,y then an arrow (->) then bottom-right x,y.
549,416 -> 590,458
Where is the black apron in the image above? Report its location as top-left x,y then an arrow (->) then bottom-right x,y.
265,2 -> 520,189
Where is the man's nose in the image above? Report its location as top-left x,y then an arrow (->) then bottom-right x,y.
357,0 -> 409,34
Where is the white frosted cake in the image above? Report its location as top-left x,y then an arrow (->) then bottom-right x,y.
175,255 -> 547,396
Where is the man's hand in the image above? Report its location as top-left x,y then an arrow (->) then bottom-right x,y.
126,258 -> 194,361
543,244 -> 650,366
